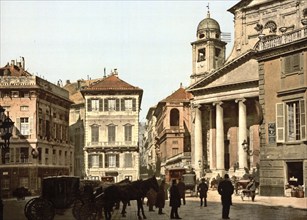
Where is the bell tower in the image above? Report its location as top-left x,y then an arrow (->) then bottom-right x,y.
190,7 -> 227,84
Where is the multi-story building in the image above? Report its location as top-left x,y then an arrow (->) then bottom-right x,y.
141,106 -> 158,178
0,58 -> 73,197
153,84 -> 193,180
64,79 -> 100,178
81,70 -> 143,182
253,0 -> 307,196
187,7 -> 261,179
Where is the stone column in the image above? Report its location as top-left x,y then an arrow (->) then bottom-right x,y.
214,102 -> 224,171
194,106 -> 203,179
236,98 -> 248,170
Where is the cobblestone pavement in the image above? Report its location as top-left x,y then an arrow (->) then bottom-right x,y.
3,189 -> 307,220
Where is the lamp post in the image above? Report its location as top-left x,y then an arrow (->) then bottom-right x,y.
242,139 -> 254,170
0,106 -> 14,220
198,159 -> 202,178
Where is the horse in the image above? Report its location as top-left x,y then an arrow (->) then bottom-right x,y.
103,176 -> 159,220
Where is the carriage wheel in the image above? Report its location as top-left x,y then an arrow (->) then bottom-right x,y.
72,199 -> 83,219
26,198 -> 55,220
78,203 -> 97,220
24,198 -> 36,219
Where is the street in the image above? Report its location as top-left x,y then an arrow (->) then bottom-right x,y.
3,189 -> 307,220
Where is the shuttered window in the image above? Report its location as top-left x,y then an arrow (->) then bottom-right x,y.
283,53 -> 302,75
91,125 -> 99,142
276,100 -> 306,142
276,103 -> 285,142
124,124 -> 132,142
108,125 -> 116,143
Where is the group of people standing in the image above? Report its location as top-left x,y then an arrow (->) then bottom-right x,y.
146,173 -> 238,220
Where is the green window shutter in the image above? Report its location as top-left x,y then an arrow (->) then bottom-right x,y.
300,99 -> 306,140
99,99 -> 103,111
116,154 -> 119,167
292,54 -> 300,72
105,155 -> 109,167
284,56 -> 291,74
132,98 -> 136,111
88,155 -> 92,168
104,99 -> 108,111
121,99 -> 125,111
87,99 -> 92,112
99,154 -> 103,168
276,103 -> 285,142
116,99 -> 120,111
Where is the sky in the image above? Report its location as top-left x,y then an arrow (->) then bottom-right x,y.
0,0 -> 239,121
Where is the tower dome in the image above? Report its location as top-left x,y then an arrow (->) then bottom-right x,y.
197,11 -> 221,40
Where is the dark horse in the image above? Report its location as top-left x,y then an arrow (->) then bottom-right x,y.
103,176 -> 159,220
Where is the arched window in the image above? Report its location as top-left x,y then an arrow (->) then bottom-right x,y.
170,109 -> 180,126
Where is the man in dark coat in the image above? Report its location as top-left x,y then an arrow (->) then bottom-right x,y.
197,178 -> 208,207
177,178 -> 186,205
218,174 -> 234,219
169,179 -> 181,219
155,180 -> 166,215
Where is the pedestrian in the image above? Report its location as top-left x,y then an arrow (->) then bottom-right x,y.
218,174 -> 234,219
177,178 -> 186,205
197,178 -> 208,207
169,179 -> 182,219
246,177 -> 257,201
155,180 -> 166,215
146,187 -> 157,211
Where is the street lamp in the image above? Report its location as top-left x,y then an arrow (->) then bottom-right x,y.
242,139 -> 254,156
0,106 -> 14,220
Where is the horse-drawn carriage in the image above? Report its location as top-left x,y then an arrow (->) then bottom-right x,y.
24,176 -> 101,220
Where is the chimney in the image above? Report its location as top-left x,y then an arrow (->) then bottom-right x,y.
114,68 -> 118,76
66,80 -> 71,84
11,60 -> 15,66
21,57 -> 25,69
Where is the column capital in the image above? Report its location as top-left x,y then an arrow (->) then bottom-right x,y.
235,98 -> 246,103
213,101 -> 223,106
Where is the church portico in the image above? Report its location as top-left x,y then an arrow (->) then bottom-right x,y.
193,98 -> 261,179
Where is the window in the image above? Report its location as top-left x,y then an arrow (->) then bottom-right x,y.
170,108 -> 180,126
91,125 -> 99,142
124,153 -> 132,167
91,99 -> 99,111
19,177 -> 29,188
88,99 -> 103,112
20,106 -> 29,111
20,117 -> 30,135
172,148 -> 179,155
124,125 -> 132,142
108,125 -> 116,143
2,179 -> 10,189
11,91 -> 19,98
125,99 -> 132,110
20,147 -> 29,163
276,100 -> 306,142
105,154 -> 119,168
198,48 -> 206,62
88,154 -> 103,168
282,53 -> 303,75
108,99 -> 117,111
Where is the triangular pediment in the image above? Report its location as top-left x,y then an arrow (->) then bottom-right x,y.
188,50 -> 258,92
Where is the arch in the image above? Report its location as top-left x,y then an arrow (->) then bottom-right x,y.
170,108 -> 180,126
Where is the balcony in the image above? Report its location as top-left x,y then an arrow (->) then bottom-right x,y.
85,141 -> 138,152
257,27 -> 307,51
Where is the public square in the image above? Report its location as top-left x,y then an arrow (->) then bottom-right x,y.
3,189 -> 307,220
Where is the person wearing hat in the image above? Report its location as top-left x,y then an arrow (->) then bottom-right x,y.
218,174 -> 234,219
169,179 -> 182,219
197,178 -> 208,207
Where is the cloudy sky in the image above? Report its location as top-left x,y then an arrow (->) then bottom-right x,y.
0,0 -> 239,121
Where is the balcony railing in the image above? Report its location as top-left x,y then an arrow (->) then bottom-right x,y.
257,27 -> 307,51
86,141 -> 138,147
